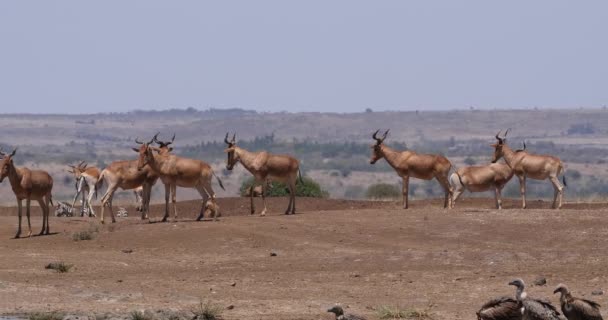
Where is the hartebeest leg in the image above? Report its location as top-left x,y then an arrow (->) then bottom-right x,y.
495,187 -> 503,210
100,184 -> 119,224
171,184 -> 178,221
402,176 -> 409,209
80,189 -> 87,217
518,175 -> 527,209
37,199 -> 46,235
286,179 -> 296,214
549,176 -> 564,209
195,183 -> 210,221
260,182 -> 268,216
436,175 -> 453,209
162,184 -> 170,222
15,199 -> 22,238
141,183 -> 151,219
249,186 -> 256,215
44,194 -> 51,234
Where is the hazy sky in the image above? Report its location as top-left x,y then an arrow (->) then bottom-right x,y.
1,1 -> 607,114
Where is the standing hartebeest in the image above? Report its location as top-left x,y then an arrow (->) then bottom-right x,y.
450,163 -> 514,209
491,129 -> 566,209
224,133 -> 303,215
0,148 -> 53,238
369,130 -> 453,209
67,161 -> 101,217
134,134 -> 225,222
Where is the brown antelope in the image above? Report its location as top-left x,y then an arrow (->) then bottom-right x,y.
134,134 -> 225,222
450,163 -> 514,209
67,161 -> 101,217
491,129 -> 567,209
224,133 -> 303,215
369,130 -> 453,209
0,148 -> 53,238
242,180 -> 271,215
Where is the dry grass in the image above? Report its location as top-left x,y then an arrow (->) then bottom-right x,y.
191,300 -> 223,320
376,303 -> 435,319
45,262 -> 73,273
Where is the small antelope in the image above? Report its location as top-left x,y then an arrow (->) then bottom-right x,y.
242,180 -> 271,215
67,161 -> 101,217
0,148 -> 53,238
369,130 -> 453,209
224,133 -> 303,215
135,134 -> 225,222
200,186 -> 221,221
491,129 -> 566,209
450,163 -> 514,209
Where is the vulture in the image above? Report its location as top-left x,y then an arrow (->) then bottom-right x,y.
554,283 -> 603,320
509,278 -> 561,320
327,306 -> 366,320
477,296 -> 523,320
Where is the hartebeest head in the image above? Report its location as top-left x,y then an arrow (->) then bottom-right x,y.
491,129 -> 510,163
369,129 -> 390,164
224,132 -> 238,170
0,148 -> 17,183
133,133 -> 158,171
153,133 -> 175,152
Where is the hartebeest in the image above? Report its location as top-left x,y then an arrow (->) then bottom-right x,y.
67,161 -> 101,217
0,148 -> 53,238
369,130 -> 453,209
224,133 -> 303,215
450,163 -> 514,209
491,130 -> 566,209
135,134 -> 225,222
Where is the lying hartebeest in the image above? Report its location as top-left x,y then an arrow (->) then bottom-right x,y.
491,129 -> 566,209
450,163 -> 514,209
369,130 -> 453,209
224,133 -> 303,215
135,134 -> 225,222
0,148 -> 53,238
67,161 -> 101,217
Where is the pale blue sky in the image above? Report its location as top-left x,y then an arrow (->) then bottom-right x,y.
0,1 -> 606,113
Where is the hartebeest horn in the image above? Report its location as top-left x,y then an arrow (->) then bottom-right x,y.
135,137 -> 144,145
495,130 -> 504,144
154,133 -> 176,147
372,129 -> 388,144
231,133 -> 236,143
149,132 -> 159,145
9,148 -> 17,157
224,132 -> 230,144
504,128 -> 510,139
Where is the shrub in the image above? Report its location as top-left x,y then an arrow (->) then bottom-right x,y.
376,304 -> 435,319
463,156 -> 476,166
192,300 -> 223,320
365,183 -> 401,200
239,176 -> 328,198
28,312 -> 64,320
45,262 -> 72,273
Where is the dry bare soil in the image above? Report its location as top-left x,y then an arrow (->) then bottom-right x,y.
0,197 -> 607,319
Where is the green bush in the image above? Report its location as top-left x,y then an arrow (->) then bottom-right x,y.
365,183 -> 401,200
239,176 -> 329,198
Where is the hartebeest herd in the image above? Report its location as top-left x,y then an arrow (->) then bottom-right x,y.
0,129 -> 568,238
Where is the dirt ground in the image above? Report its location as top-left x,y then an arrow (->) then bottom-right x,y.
0,197 -> 607,319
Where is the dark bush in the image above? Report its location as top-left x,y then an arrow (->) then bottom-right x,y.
239,176 -> 328,198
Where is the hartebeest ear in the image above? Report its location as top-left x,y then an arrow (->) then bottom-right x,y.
132,148 -> 140,153
224,148 -> 234,153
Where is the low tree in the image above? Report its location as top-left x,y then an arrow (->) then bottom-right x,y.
240,176 -> 329,198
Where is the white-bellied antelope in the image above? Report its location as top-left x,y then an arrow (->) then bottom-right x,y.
450,163 -> 514,209
0,148 -> 53,238
224,133 -> 303,215
369,130 -> 453,209
491,130 -> 566,209
67,161 -> 100,217
134,134 -> 225,222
